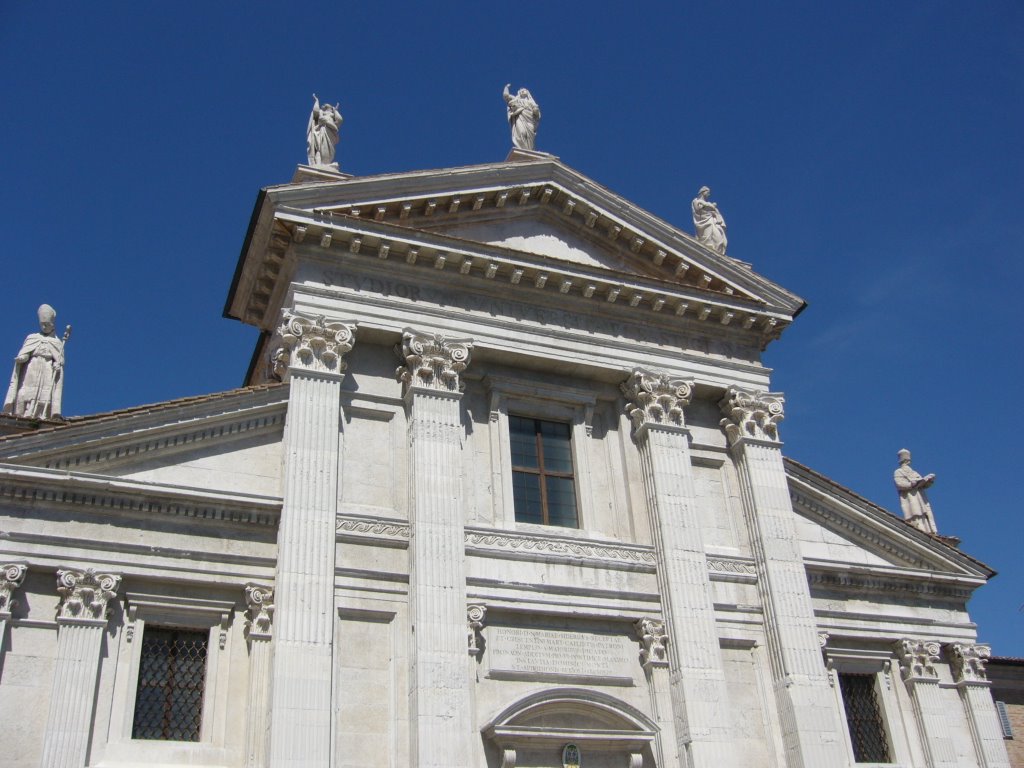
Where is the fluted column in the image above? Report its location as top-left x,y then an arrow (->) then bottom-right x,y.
267,311 -> 356,768
40,568 -> 121,768
719,387 -> 846,768
949,643 -> 1011,768
245,584 -> 275,768
398,329 -> 473,768
622,369 -> 735,766
635,617 -> 674,768
0,563 -> 27,658
895,639 -> 960,768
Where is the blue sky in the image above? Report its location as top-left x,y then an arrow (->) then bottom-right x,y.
2,3 -> 1022,654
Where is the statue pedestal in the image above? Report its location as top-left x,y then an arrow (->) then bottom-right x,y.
292,163 -> 352,183
505,147 -> 558,163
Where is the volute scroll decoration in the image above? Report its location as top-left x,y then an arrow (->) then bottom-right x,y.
719,386 -> 785,445
272,311 -> 357,377
621,368 -> 694,431
244,584 -> 275,641
396,330 -> 473,394
55,569 -> 121,624
0,563 -> 28,618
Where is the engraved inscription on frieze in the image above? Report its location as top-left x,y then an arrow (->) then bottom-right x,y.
488,625 -> 634,685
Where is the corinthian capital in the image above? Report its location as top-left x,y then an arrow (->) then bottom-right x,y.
949,643 -> 991,684
56,569 -> 121,625
396,330 -> 473,394
0,563 -> 27,619
719,387 -> 785,445
272,310 -> 356,378
895,638 -> 941,681
621,369 -> 693,432
244,584 -> 275,641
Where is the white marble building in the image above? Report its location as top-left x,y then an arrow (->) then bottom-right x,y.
0,149 -> 1009,768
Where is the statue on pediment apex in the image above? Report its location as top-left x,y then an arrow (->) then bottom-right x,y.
692,186 -> 728,255
4,304 -> 69,420
306,94 -> 342,168
503,83 -> 541,151
894,448 -> 937,534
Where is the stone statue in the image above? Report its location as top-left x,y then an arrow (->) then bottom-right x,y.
4,304 -> 69,419
894,448 -> 937,534
503,83 -> 541,151
692,186 -> 728,255
306,94 -> 342,168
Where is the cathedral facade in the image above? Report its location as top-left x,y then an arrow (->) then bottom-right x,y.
0,149 -> 1010,767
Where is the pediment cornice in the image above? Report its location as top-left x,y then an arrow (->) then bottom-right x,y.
227,158 -> 805,344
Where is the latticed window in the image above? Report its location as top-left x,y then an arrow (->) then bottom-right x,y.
510,415 -> 578,527
839,672 -> 891,763
132,627 -> 208,741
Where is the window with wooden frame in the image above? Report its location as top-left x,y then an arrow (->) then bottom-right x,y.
509,415 -> 579,528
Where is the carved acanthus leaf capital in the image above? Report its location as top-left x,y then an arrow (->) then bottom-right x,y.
56,569 -> 121,624
244,584 -> 275,641
621,369 -> 693,431
396,330 -> 473,394
719,387 -> 785,445
272,311 -> 356,378
467,604 -> 486,657
895,638 -> 941,681
949,643 -> 991,683
635,617 -> 669,669
0,563 -> 27,618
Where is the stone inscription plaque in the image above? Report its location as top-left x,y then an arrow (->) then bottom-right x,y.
488,625 -> 634,685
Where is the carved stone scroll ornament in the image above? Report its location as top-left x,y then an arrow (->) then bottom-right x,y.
396,330 -> 473,394
55,569 -> 121,624
895,638 -> 941,681
719,387 -> 785,445
635,617 -> 669,669
467,604 -> 486,657
620,368 -> 694,431
0,563 -> 27,618
273,311 -> 356,378
949,643 -> 991,684
244,584 -> 275,641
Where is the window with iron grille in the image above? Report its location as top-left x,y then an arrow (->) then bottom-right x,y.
838,672 -> 891,763
509,415 -> 578,528
132,626 -> 208,741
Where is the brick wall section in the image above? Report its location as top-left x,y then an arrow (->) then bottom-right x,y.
989,658 -> 1024,768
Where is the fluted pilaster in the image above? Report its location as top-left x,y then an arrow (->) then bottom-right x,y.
622,369 -> 735,766
268,311 -> 355,768
895,639 -> 960,768
720,387 -> 845,768
40,568 -> 121,768
245,585 -> 275,768
948,643 -> 1010,768
0,563 -> 27,657
398,329 -> 473,768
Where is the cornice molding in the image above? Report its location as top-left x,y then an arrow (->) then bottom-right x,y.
465,527 -> 656,570
336,514 -> 411,545
0,464 -> 281,527
806,565 -> 976,600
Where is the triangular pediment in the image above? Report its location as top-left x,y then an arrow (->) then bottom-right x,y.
785,458 -> 992,583
0,384 -> 287,498
226,155 -> 806,336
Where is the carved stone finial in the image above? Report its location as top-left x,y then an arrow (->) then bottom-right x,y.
502,83 -> 541,151
55,569 -> 121,624
692,186 -> 728,255
894,638 -> 941,681
719,387 -> 785,445
621,369 -> 694,432
894,448 -> 938,535
244,584 -> 275,641
273,311 -> 356,378
467,604 -> 486,657
949,643 -> 991,684
306,94 -> 342,169
635,617 -> 669,669
0,563 -> 28,618
3,304 -> 69,420
396,330 -> 473,394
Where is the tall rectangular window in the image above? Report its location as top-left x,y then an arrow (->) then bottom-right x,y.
132,626 -> 209,741
509,415 -> 578,528
838,672 -> 891,763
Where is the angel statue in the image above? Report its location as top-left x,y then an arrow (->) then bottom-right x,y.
306,94 -> 342,168
503,83 -> 541,151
